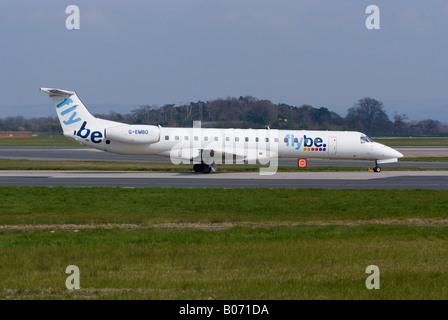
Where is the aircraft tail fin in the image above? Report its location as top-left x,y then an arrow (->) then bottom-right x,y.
40,87 -> 97,134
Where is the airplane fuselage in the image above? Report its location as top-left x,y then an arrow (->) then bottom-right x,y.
68,120 -> 401,163
40,87 -> 404,173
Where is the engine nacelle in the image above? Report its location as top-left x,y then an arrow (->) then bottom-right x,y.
104,125 -> 160,144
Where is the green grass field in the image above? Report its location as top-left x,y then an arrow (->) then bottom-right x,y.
2,226 -> 448,299
1,187 -> 448,299
2,187 -> 448,226
0,135 -> 81,147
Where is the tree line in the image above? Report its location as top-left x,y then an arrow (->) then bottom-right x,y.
1,97 -> 447,137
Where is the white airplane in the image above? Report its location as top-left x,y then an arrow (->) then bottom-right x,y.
40,88 -> 403,174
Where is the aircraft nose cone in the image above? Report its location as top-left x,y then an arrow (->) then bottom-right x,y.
385,146 -> 403,159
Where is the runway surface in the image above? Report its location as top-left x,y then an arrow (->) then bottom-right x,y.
0,147 -> 447,189
1,170 -> 448,190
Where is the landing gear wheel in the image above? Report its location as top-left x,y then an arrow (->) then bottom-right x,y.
374,166 -> 381,173
202,165 -> 212,174
193,164 -> 203,173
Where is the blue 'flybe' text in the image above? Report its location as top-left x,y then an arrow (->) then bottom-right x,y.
57,98 -> 81,125
284,134 -> 326,150
57,97 -> 104,144
77,121 -> 103,144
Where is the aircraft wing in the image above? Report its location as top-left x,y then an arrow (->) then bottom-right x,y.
377,158 -> 398,164
169,146 -> 278,164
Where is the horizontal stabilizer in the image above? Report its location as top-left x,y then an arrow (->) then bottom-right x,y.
40,87 -> 97,134
169,147 -> 278,164
40,88 -> 75,97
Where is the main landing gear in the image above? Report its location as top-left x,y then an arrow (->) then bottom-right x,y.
193,163 -> 212,174
193,150 -> 216,173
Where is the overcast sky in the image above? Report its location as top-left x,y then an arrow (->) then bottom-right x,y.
1,0 -> 447,122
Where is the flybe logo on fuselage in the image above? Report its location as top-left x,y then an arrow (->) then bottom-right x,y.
284,134 -> 327,151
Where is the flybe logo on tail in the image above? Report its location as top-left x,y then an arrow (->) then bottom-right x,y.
57,98 -> 81,125
77,121 -> 103,144
284,134 -> 327,152
57,97 -> 104,144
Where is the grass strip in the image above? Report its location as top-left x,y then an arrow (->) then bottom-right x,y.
0,136 -> 81,147
1,187 -> 447,226
0,159 -> 446,172
400,157 -> 448,162
375,138 -> 448,147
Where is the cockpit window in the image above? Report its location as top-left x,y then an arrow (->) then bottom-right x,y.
366,135 -> 374,142
360,136 -> 371,144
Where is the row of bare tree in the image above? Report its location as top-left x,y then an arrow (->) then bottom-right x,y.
1,97 -> 447,137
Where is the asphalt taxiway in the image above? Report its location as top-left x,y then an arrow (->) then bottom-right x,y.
1,146 -> 448,169
0,170 -> 447,190
0,147 -> 447,189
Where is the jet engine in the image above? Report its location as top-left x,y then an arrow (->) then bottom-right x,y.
104,125 -> 160,144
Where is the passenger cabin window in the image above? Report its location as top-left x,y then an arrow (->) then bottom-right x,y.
235,137 -> 239,142
184,136 -> 189,141
204,136 -> 208,141
194,136 -> 198,141
284,138 -> 288,143
226,137 -> 230,142
175,136 -> 179,141
255,137 -> 259,142
214,137 -> 218,141
165,136 -> 169,140
294,138 -> 298,143
266,138 -> 269,142
275,138 -> 279,143
245,137 -> 249,142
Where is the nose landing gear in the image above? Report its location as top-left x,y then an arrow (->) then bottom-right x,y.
369,161 -> 381,173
